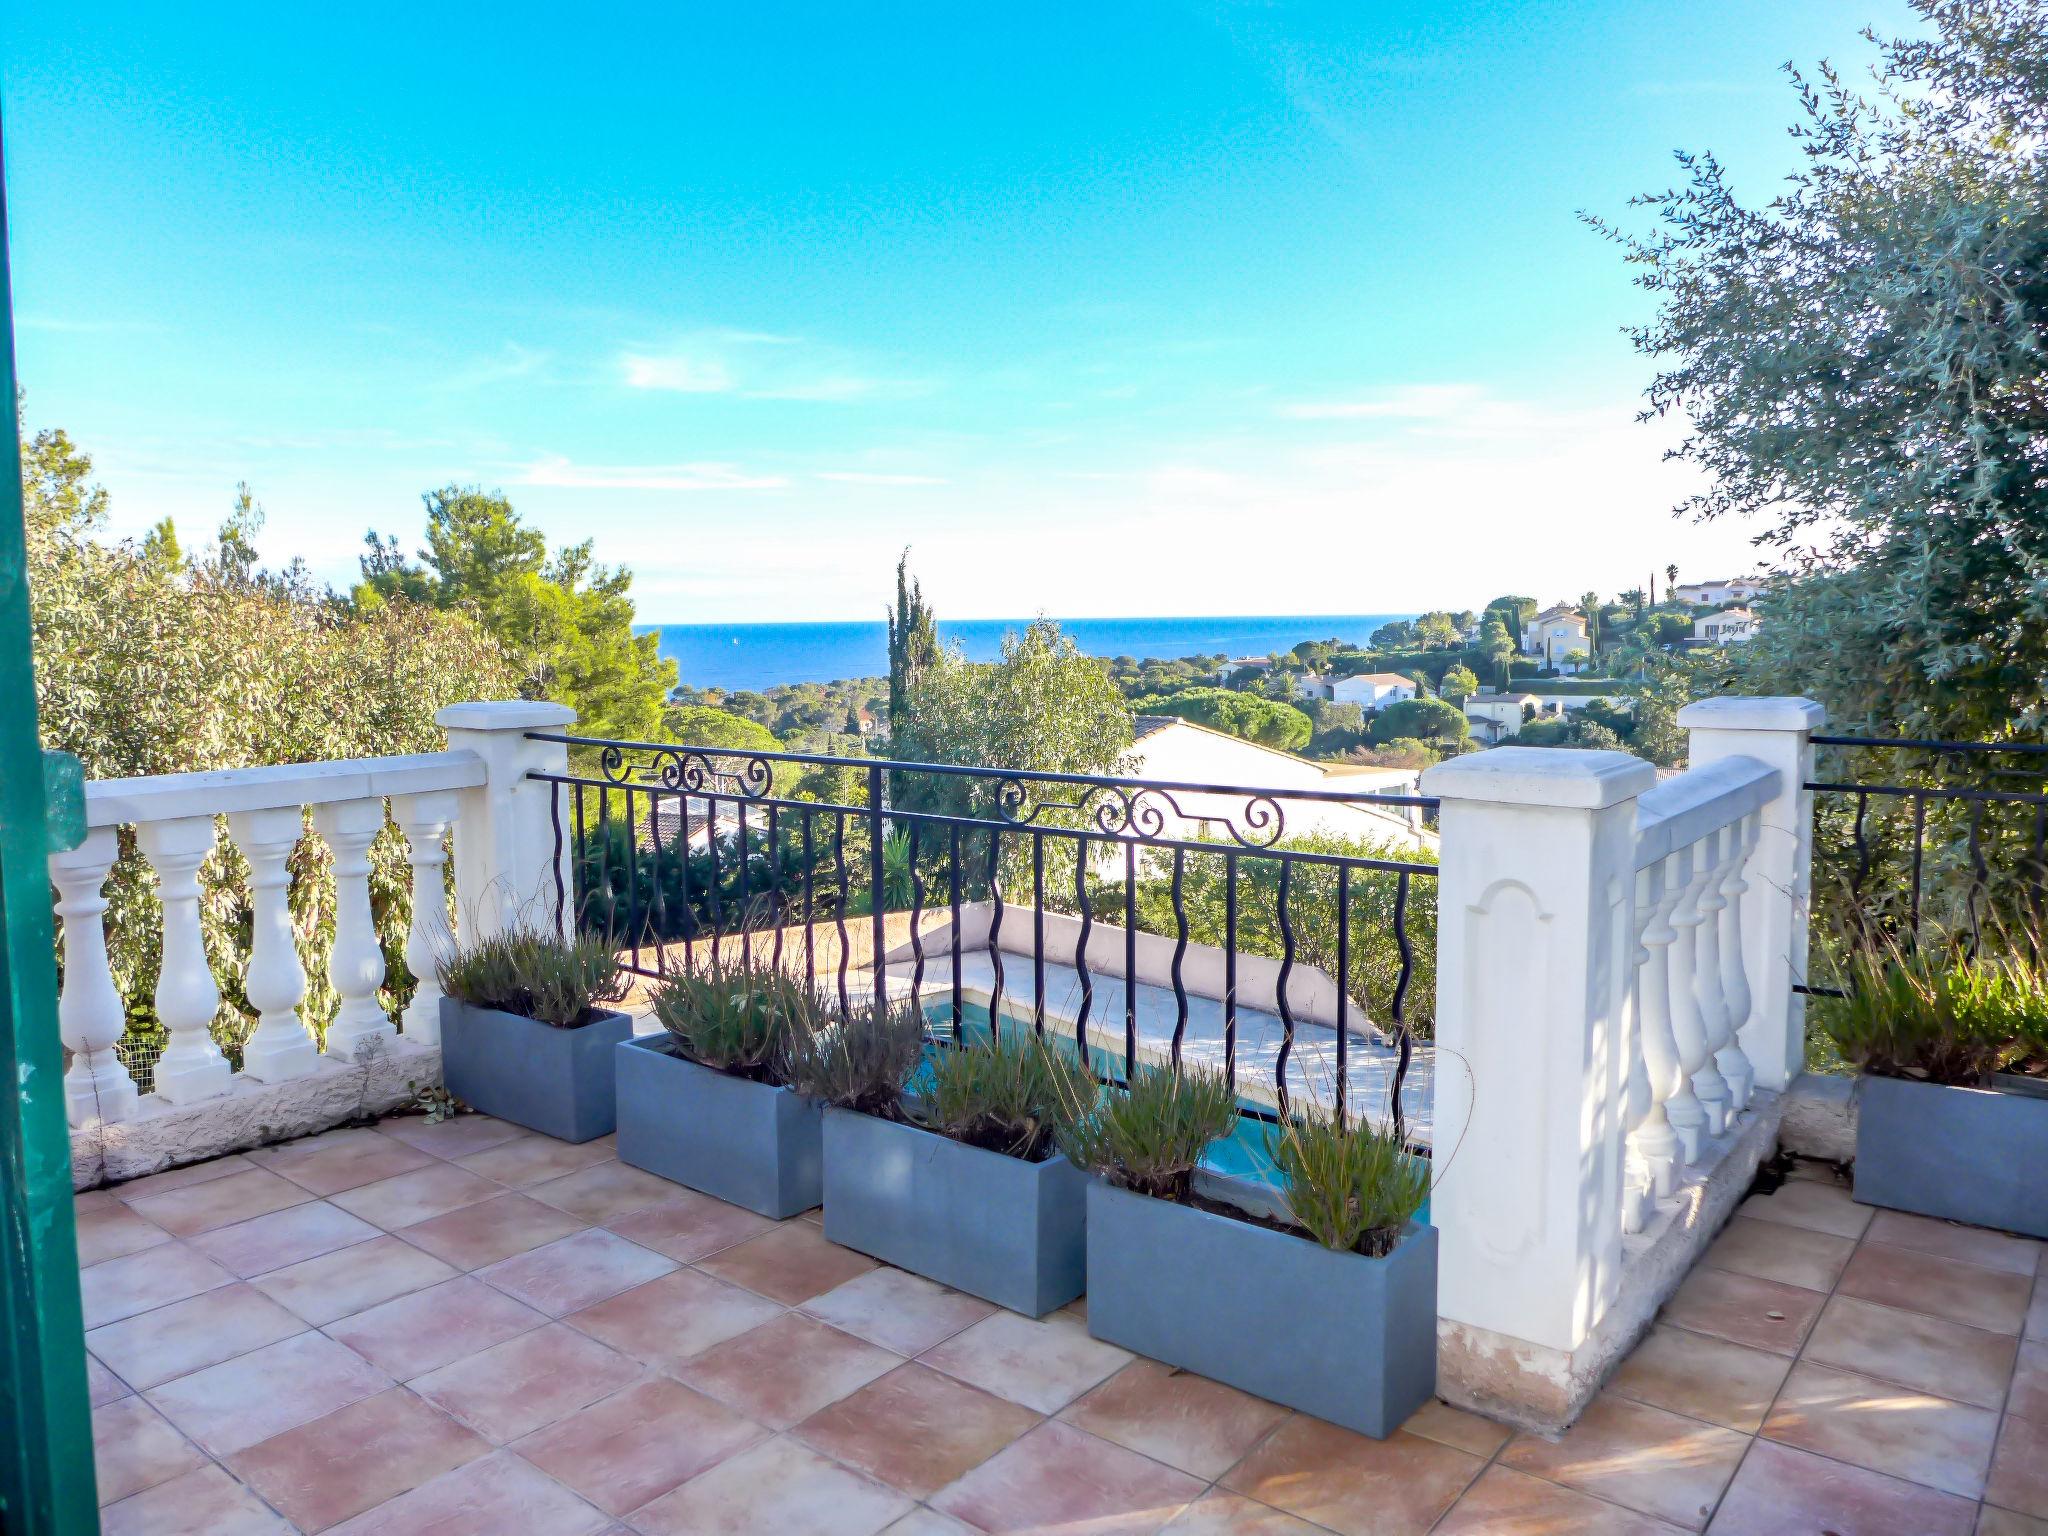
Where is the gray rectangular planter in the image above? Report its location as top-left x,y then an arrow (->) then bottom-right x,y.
438,998 -> 632,1144
822,1107 -> 1086,1316
614,1035 -> 823,1218
1855,1073 -> 2048,1239
1085,1180 -> 1437,1438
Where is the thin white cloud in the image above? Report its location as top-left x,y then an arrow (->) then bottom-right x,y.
516,455 -> 786,491
814,470 -> 948,486
621,353 -> 735,393
619,329 -> 932,403
1277,384 -> 1485,421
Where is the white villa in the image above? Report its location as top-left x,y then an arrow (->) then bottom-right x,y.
1694,606 -> 1760,645
1463,691 -> 1551,743
1294,671 -> 1418,708
1214,655 -> 1270,681
1674,576 -> 1766,606
1521,604 -> 1589,663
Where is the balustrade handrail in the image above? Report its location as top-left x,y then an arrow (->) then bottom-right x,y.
1631,756 -> 1780,871
83,750 -> 484,828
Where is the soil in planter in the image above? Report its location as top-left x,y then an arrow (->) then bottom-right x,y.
1111,1178 -> 1409,1261
921,1111 -> 1058,1162
658,1036 -> 795,1090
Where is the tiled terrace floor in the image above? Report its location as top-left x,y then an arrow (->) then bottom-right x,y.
76,1119 -> 2047,1535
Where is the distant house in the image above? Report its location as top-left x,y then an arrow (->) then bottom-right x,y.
1694,607 -> 1759,645
1296,672 -> 1417,708
1675,577 -> 1766,606
1121,716 -> 1433,850
1463,692 -> 1550,744
1216,656 -> 1270,682
1522,605 -> 1589,663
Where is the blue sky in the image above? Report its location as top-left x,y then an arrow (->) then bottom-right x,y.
5,2 -> 1894,621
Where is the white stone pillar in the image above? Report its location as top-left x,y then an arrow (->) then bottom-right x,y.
226,806 -> 320,1082
136,815 -> 235,1104
1677,697 -> 1824,1093
392,789 -> 459,1044
51,828 -> 141,1124
436,700 -> 576,940
1420,746 -> 1655,1394
313,798 -> 398,1059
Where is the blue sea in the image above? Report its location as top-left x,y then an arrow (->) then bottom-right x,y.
641,614 -> 1415,692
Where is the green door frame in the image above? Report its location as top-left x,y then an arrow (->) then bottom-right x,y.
0,112 -> 102,1531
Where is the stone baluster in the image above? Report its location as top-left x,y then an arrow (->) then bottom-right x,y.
392,791 -> 459,1045
50,828 -> 141,1124
1688,824 -> 1736,1131
313,799 -> 397,1058
226,807 -> 320,1082
1632,859 -> 1684,1199
1665,842 -> 1728,1143
1619,866 -> 1661,1233
1715,811 -> 1760,1109
1645,849 -> 1708,1164
136,816 -> 234,1103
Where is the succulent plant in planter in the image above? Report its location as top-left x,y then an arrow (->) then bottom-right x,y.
1817,935 -> 2048,1237
616,960 -> 830,1218
821,1023 -> 1093,1316
1064,1064 -> 1438,1439
436,925 -> 633,1143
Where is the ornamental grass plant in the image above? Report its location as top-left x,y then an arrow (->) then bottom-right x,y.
915,1030 -> 1087,1161
436,924 -> 628,1029
647,960 -> 822,1085
790,996 -> 928,1117
1271,1109 -> 1430,1257
1054,1061 -> 1236,1201
1816,930 -> 2048,1086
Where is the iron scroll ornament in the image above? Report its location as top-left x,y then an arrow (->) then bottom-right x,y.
594,743 -> 776,799
990,776 -> 1287,849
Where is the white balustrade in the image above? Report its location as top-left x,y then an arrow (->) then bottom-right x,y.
136,815 -> 235,1104
1715,812 -> 1760,1108
393,790 -> 458,1045
226,806 -> 319,1082
314,798 -> 399,1059
1670,841 -> 1731,1139
51,829 -> 140,1125
1627,859 -> 1682,1213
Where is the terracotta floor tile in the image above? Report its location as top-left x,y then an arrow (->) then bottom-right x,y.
1979,1506 -> 2048,1536
796,1362 -> 1040,1499
99,1464 -> 295,1536
188,1200 -> 383,1278
322,1450 -> 612,1535
80,1243 -> 234,1328
1762,1360 -> 2000,1500
110,1154 -> 255,1204
76,1201 -> 174,1267
1703,1216 -> 1856,1292
249,1233 -> 458,1325
1987,1413 -> 2048,1520
1706,1438 -> 1977,1536
87,1352 -> 130,1406
884,1511 -> 981,1536
524,1161 -> 679,1224
254,1128 -> 439,1197
1437,1464 -> 1687,1535
919,1308 -> 1131,1414
394,1190 -> 588,1269
561,1265 -> 782,1371
329,1164 -> 506,1231
932,1419 -> 1204,1535
327,1274 -> 549,1378
2011,1339 -> 2048,1424
375,1112 -> 528,1159
86,1282 -> 306,1390
513,1376 -> 767,1515
1221,1416 -> 1485,1536
601,1189 -> 776,1261
1161,1491 -> 1330,1534
2028,1276 -> 2048,1342
1804,1294 -> 2020,1409
802,1266 -> 997,1356
478,1228 -> 677,1315
1739,1179 -> 1873,1239
453,1132 -> 615,1188
1061,1357 -> 1291,1479
409,1322 -> 644,1442
695,1221 -> 879,1304
92,1395 -> 207,1503
1401,1398 -> 1512,1457
124,1166 -> 312,1237
1500,1393 -> 1749,1530
144,1331 -> 391,1456
1607,1325 -> 1793,1434
227,1387 -> 488,1533
1866,1209 -> 2045,1277
1838,1242 -> 2035,1335
630,1434 -> 912,1536
1660,1265 -> 1826,1356
676,1311 -> 899,1427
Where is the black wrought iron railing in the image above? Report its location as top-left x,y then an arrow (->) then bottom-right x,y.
525,733 -> 1439,1138
1802,734 -> 2048,994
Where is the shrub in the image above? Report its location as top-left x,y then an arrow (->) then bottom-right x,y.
916,1031 -> 1087,1161
437,925 -> 627,1029
791,998 -> 928,1116
1054,1062 -> 1237,1201
649,961 -> 818,1084
1271,1110 -> 1429,1257
1816,935 -> 2048,1086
